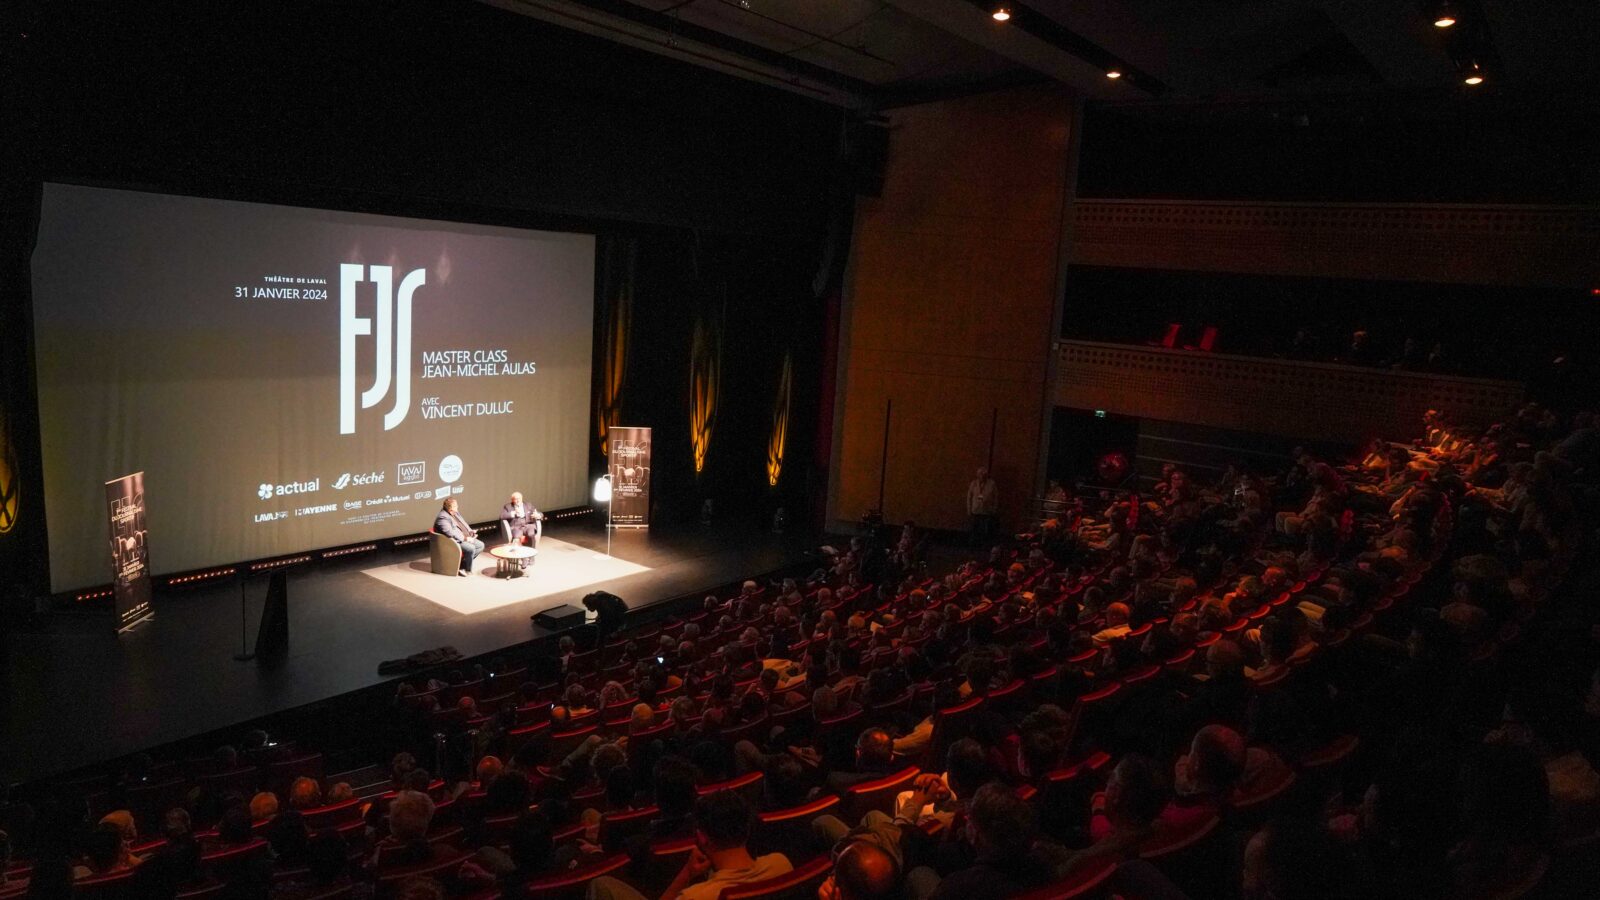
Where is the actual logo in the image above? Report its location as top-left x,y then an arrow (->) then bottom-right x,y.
340,263 -> 425,435
256,478 -> 320,499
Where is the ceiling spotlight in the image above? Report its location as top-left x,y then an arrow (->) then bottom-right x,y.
990,3 -> 1012,22
1106,68 -> 1123,79
1462,59 -> 1486,85
1432,2 -> 1457,28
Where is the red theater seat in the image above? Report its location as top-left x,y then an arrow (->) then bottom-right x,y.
599,805 -> 660,851
721,855 -> 832,900
1014,856 -> 1119,900
522,853 -> 629,900
698,771 -> 765,807
842,766 -> 920,823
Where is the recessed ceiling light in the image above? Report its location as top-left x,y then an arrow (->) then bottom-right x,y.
991,3 -> 1012,22
1106,69 -> 1123,79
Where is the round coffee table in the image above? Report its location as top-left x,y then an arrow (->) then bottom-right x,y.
489,544 -> 536,578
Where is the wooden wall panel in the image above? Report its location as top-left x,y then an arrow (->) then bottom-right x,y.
1053,340 -> 1524,445
1072,200 -> 1600,288
831,86 -> 1073,532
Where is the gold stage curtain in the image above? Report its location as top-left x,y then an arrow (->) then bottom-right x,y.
766,351 -> 792,487
0,402 -> 18,534
595,239 -> 636,456
690,312 -> 723,475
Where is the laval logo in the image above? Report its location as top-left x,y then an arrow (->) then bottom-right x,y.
340,263 -> 425,435
256,478 -> 320,499
397,461 -> 425,486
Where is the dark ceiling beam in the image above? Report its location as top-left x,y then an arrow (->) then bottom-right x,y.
873,69 -> 1051,110
480,0 -> 877,107
560,0 -> 879,95
883,0 -> 1159,100
962,0 -> 1168,95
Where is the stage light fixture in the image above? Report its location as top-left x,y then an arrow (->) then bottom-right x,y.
1106,69 -> 1123,79
1432,2 -> 1457,28
593,475 -> 614,559
991,3 -> 1012,22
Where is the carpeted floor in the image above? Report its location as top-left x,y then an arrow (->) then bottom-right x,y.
361,537 -> 650,614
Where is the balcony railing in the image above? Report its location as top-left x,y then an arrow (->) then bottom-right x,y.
1053,339 -> 1524,444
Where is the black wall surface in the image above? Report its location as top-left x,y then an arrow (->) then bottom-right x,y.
0,0 -> 850,604
1077,90 -> 1600,203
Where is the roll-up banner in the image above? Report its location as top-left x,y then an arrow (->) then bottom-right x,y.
106,471 -> 154,630
608,427 -> 651,528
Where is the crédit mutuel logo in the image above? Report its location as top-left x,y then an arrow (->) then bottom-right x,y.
340,263 -> 426,435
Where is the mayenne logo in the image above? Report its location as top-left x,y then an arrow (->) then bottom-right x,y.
340,263 -> 426,435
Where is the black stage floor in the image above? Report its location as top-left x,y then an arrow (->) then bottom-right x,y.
1,517 -> 814,784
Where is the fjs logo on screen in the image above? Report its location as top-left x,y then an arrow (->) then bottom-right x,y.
340,264 -> 426,435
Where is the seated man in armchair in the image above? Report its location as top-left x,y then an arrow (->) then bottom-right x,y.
435,497 -> 484,576
500,491 -> 544,549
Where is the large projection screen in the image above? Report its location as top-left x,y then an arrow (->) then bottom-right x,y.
33,184 -> 595,593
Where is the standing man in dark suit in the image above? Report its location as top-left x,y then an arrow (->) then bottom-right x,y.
500,492 -> 544,549
435,498 -> 484,576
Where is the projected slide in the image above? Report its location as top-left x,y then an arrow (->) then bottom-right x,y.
32,184 -> 595,592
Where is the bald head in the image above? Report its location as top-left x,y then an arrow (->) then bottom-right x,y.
856,727 -> 894,769
834,841 -> 899,900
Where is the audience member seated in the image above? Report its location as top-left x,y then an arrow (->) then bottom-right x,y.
916,783 -> 1057,900
587,790 -> 791,900
373,790 -> 453,869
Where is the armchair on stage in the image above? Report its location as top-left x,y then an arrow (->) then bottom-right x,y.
428,530 -> 462,576
500,516 -> 541,547
499,514 -> 541,575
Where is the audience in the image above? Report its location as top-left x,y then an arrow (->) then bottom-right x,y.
6,404 -> 1596,899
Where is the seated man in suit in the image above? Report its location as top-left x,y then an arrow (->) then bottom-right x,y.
435,497 -> 484,576
500,492 -> 544,550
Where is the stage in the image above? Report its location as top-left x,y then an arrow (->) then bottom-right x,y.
0,517 -> 814,784
362,537 -> 652,615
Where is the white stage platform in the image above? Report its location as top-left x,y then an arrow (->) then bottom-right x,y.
361,537 -> 651,614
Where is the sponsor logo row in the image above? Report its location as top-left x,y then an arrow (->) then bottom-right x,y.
251,456 -> 463,524
253,484 -> 463,524
255,455 -> 461,501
